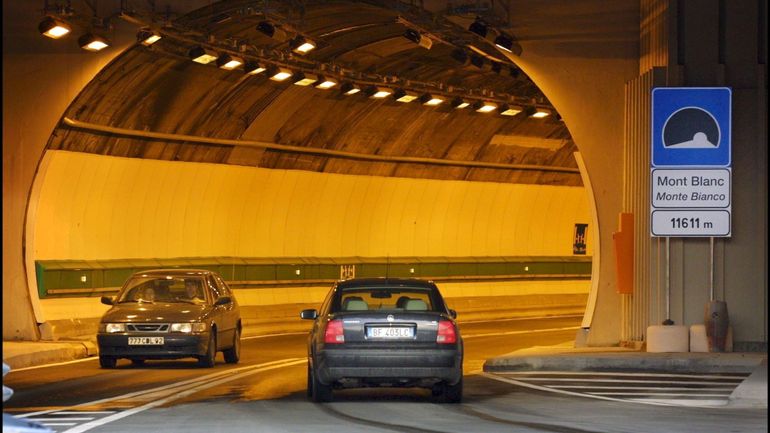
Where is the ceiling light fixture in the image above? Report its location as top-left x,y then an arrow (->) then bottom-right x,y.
494,33 -> 514,53
530,108 -> 551,118
292,72 -> 318,86
402,28 -> 432,49
216,54 -> 243,70
78,33 -> 110,51
289,36 -> 316,54
419,93 -> 444,106
473,101 -> 498,113
363,85 -> 392,98
450,97 -> 470,109
340,81 -> 361,95
256,20 -> 288,41
393,88 -> 418,102
137,28 -> 161,46
188,45 -> 218,64
468,19 -> 488,38
39,16 -> 70,39
315,76 -> 338,89
243,61 -> 267,75
499,104 -> 523,116
267,66 -> 293,81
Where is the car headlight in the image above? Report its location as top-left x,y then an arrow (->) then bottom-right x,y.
171,322 -> 206,333
100,323 -> 126,333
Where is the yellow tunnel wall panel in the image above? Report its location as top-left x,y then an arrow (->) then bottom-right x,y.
33,151 -> 593,261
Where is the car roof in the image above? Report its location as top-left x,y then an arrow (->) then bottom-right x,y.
335,277 -> 436,289
130,269 -> 214,277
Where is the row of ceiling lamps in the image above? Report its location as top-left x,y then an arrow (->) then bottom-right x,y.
38,16 -> 111,51
182,41 -> 549,118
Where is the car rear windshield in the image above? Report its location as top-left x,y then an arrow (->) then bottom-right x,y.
331,286 -> 444,313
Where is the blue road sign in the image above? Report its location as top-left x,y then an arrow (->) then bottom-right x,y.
652,87 -> 731,167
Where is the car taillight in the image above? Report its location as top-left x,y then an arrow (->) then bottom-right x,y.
437,320 -> 457,344
324,319 -> 345,344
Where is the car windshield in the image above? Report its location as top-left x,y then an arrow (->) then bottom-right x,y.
332,287 -> 441,313
116,276 -> 207,304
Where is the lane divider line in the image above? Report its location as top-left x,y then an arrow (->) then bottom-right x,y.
60,359 -> 307,433
463,326 -> 581,339
500,371 -> 749,379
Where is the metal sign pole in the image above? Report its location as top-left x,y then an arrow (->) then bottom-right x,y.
664,236 -> 673,325
709,237 -> 715,301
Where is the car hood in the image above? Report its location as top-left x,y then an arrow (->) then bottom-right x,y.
101,303 -> 210,323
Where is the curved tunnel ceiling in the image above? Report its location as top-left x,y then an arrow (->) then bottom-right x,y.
49,0 -> 582,186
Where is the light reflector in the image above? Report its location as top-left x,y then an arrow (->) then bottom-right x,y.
137,29 -> 161,46
268,66 -> 293,81
315,76 -> 338,89
79,34 -> 110,52
39,17 -> 70,39
188,46 -> 218,64
290,36 -> 316,54
500,104 -> 522,116
216,54 -> 243,70
474,101 -> 498,113
244,61 -> 266,75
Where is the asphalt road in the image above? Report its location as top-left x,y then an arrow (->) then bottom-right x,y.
5,316 -> 767,433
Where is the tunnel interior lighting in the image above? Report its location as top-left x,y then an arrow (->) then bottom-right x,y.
290,36 -> 316,54
500,104 -> 522,116
340,81 -> 360,95
78,33 -> 110,51
393,88 -> 418,102
468,19 -> 488,38
292,72 -> 318,86
473,101 -> 497,113
419,93 -> 444,106
39,16 -> 71,39
315,76 -> 338,89
257,20 -> 288,41
402,28 -> 432,49
494,33 -> 515,53
450,97 -> 470,109
216,54 -> 243,70
137,29 -> 161,46
268,66 -> 293,81
363,85 -> 392,98
244,61 -> 266,75
531,108 -> 551,118
189,46 -> 218,64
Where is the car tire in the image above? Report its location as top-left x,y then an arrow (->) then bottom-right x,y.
130,359 -> 145,366
99,356 -> 117,369
442,377 -> 463,404
310,365 -> 332,402
223,327 -> 241,364
198,332 -> 216,368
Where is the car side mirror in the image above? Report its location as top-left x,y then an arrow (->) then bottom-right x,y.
449,309 -> 457,319
100,296 -> 114,305
214,296 -> 232,306
300,309 -> 318,320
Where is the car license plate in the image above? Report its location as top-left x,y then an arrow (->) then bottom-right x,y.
128,337 -> 164,345
367,326 -> 414,339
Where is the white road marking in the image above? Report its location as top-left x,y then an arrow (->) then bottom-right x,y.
8,356 -> 97,372
502,371 -> 748,380
463,326 -> 581,339
52,411 -> 115,415
16,357 -> 306,419
61,358 -> 306,433
553,386 -> 734,391
29,417 -> 95,421
516,378 -> 741,385
591,392 -> 732,397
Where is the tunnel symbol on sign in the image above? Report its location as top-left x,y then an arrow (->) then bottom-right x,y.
340,265 -> 355,280
663,107 -> 720,149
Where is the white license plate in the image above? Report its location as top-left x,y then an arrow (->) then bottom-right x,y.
128,337 -> 164,345
367,327 -> 414,339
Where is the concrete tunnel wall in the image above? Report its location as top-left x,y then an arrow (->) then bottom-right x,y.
28,150 -> 593,326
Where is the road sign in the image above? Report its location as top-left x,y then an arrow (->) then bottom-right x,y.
651,168 -> 730,208
652,87 -> 731,167
651,210 -> 731,237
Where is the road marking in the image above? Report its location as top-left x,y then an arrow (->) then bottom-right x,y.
52,411 -> 115,415
60,358 -> 306,433
8,356 -> 96,372
463,326 -> 581,339
29,418 -> 95,421
459,314 -> 584,324
484,371 -> 749,408
16,358 -> 306,419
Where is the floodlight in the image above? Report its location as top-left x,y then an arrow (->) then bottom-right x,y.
39,16 -> 70,39
188,46 -> 218,64
393,88 -> 418,102
418,93 -> 444,106
267,66 -> 293,81
292,72 -> 318,86
450,97 -> 469,109
340,81 -> 361,95
499,104 -> 523,116
472,101 -> 497,113
78,33 -> 110,52
216,54 -> 243,70
244,61 -> 267,75
315,76 -> 338,89
289,36 -> 316,54
137,28 -> 161,46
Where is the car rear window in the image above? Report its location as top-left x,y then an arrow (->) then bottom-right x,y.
332,287 -> 442,313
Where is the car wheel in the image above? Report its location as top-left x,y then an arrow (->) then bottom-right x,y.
223,327 -> 241,364
99,356 -> 117,369
442,377 -> 463,404
130,359 -> 145,366
310,365 -> 332,402
198,332 -> 216,368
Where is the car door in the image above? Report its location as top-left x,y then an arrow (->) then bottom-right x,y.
208,274 -> 235,345
216,274 -> 239,334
